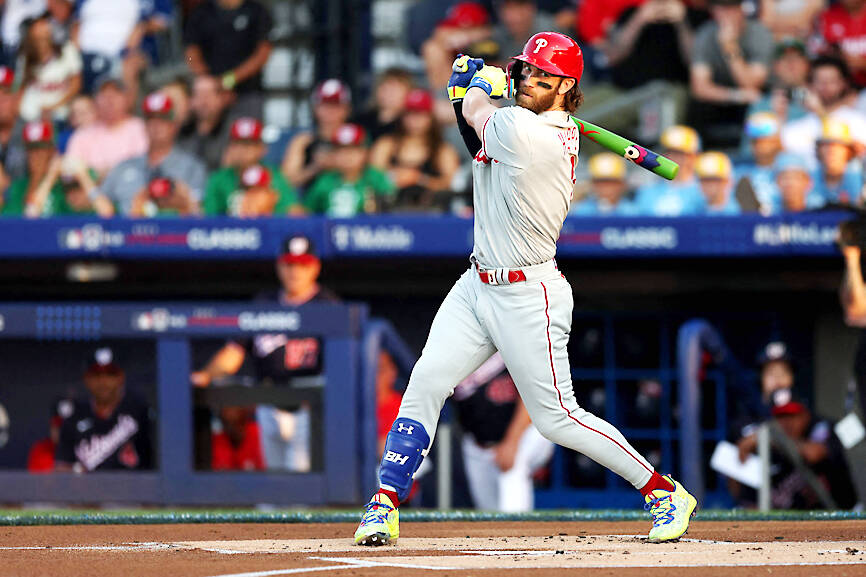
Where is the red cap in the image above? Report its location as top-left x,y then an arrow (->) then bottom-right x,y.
148,177 -> 173,199
0,66 -> 13,89
279,234 -> 318,265
405,89 -> 433,113
142,91 -> 174,119
440,1 -> 489,28
333,123 -> 366,146
512,31 -> 584,83
241,165 -> 272,189
313,79 -> 351,106
22,121 -> 55,148
230,117 -> 263,142
771,401 -> 807,417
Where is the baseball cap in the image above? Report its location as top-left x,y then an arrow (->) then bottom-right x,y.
817,117 -> 853,146
240,164 -> 272,189
142,91 -> 174,119
588,152 -> 626,180
745,112 -> 780,139
439,1 -> 490,28
768,388 -> 807,417
695,151 -> 732,179
230,117 -> 263,142
279,234 -> 319,265
660,125 -> 700,154
757,341 -> 793,366
85,346 -> 122,375
775,36 -> 807,58
405,89 -> 434,113
0,66 -> 13,90
332,123 -> 367,147
22,121 -> 55,148
148,177 -> 173,199
313,79 -> 351,106
773,152 -> 809,175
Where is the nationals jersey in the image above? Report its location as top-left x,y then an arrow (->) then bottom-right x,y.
472,106 -> 578,269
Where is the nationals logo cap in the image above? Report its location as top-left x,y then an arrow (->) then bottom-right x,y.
142,91 -> 174,119
22,121 -> 55,148
0,66 -> 13,90
241,164 -> 272,189
313,79 -> 351,106
230,117 -> 263,142
332,123 -> 366,147
279,234 -> 319,265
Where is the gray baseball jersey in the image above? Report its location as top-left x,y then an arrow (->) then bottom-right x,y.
472,107 -> 579,269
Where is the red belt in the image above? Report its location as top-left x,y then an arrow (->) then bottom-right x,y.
476,263 -> 527,285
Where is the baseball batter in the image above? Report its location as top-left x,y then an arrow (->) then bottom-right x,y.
354,31 -> 697,546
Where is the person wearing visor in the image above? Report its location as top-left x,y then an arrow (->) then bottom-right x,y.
634,125 -> 704,216
696,151 -> 740,215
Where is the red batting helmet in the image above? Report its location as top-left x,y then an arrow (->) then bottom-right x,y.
511,32 -> 584,82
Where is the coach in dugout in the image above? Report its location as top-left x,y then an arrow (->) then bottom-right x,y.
191,235 -> 339,471
55,348 -> 153,472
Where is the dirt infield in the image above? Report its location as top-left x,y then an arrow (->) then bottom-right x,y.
0,520 -> 864,576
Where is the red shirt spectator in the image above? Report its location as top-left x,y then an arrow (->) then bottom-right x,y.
211,419 -> 265,471
27,437 -> 57,472
578,0 -> 645,45
817,0 -> 866,87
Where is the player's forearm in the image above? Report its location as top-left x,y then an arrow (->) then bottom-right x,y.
231,42 -> 272,84
463,88 -> 497,140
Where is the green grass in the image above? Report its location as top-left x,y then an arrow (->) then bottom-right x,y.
0,508 -> 863,526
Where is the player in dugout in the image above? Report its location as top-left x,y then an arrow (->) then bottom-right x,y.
191,235 -> 339,471
55,347 -> 153,472
353,31 -> 697,547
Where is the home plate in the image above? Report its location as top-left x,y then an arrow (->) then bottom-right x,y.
173,536 -> 866,568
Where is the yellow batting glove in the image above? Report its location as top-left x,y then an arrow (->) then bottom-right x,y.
468,65 -> 507,99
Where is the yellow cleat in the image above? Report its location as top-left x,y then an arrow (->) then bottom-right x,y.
644,475 -> 697,543
354,493 -> 399,546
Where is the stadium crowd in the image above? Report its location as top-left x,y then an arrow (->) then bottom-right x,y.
0,0 -> 865,218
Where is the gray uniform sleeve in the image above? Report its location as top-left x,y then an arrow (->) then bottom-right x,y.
482,106 -> 536,168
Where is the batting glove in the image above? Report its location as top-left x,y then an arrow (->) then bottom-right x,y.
468,65 -> 507,99
448,54 -> 484,102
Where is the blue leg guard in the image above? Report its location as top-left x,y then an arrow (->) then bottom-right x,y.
379,418 -> 430,502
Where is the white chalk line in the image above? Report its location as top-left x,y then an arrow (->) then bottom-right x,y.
199,557 -> 457,577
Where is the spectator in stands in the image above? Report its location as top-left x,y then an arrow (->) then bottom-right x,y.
211,406 -> 265,471
421,2 -> 491,122
204,117 -> 300,215
305,123 -> 395,217
696,151 -> 739,215
840,229 -> 866,420
781,56 -> 866,160
812,118 -> 862,207
281,79 -> 351,190
454,352 -> 555,512
816,0 -> 866,89
369,89 -> 459,213
27,398 -> 74,473
748,37 -> 810,124
760,0 -> 824,40
634,125 -> 704,216
732,342 -> 857,510
161,77 -> 192,129
491,0 -> 561,65
18,14 -> 82,124
217,163 -> 287,217
55,347 -> 153,472
1,0 -> 47,67
184,0 -> 273,118
177,75 -> 233,172
191,235 -> 340,471
571,152 -> 637,215
688,0 -> 774,148
735,112 -> 783,213
57,93 -> 96,152
100,91 -> 205,216
64,76 -> 148,179
577,0 -> 644,49
70,0 -> 155,96
602,0 -> 695,90
2,121 -> 112,217
771,152 -> 815,213
352,67 -> 413,142
0,66 -> 26,190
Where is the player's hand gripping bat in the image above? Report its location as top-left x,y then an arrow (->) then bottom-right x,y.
569,117 -> 679,181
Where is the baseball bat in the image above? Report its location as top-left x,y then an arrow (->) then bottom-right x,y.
570,117 -> 679,181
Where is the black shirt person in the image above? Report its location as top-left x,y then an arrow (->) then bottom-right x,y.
55,348 -> 153,472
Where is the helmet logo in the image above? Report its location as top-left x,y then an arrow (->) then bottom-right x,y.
533,38 -> 548,53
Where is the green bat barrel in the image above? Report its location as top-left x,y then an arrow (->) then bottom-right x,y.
570,117 -> 679,181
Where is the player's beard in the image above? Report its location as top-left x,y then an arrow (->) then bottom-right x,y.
516,82 -> 560,114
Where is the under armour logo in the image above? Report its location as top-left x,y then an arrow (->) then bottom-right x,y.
533,38 -> 548,53
397,423 -> 414,435
384,451 -> 410,465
